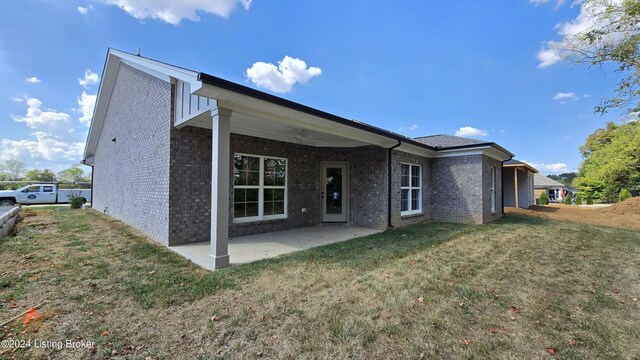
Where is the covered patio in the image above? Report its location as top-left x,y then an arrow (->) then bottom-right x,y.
168,71 -> 437,270
170,225 -> 382,269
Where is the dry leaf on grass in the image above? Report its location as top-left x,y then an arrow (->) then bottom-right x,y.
417,297 -> 424,303
545,347 -> 556,354
569,339 -> 578,347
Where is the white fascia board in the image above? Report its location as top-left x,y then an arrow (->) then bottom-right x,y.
83,53 -> 120,161
109,49 -> 200,90
83,49 -> 202,161
434,146 -> 512,161
210,96 -> 400,148
395,142 -> 436,157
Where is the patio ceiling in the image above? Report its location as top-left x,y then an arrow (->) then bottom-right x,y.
178,106 -> 376,147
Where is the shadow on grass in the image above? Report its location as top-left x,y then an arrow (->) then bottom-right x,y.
498,213 -> 551,226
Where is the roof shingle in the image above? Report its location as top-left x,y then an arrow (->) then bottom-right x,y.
413,134 -> 490,149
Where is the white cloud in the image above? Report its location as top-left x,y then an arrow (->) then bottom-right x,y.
0,132 -> 84,163
10,96 -> 26,102
25,76 -> 41,84
79,69 -> 100,88
553,91 -> 578,102
246,56 -> 322,93
77,6 -> 89,14
530,0 -> 565,9
12,98 -> 71,132
77,91 -> 97,126
455,126 -> 488,138
536,46 -> 563,68
536,0 -> 627,68
398,124 -> 419,136
100,0 -> 252,24
522,160 -> 568,174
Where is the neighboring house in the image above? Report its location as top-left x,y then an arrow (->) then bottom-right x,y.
82,49 -> 514,269
534,173 -> 566,203
502,159 -> 537,208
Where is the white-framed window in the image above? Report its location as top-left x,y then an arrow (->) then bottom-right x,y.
233,154 -> 287,223
490,167 -> 496,213
401,163 -> 422,215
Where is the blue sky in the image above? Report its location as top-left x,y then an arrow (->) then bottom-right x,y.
0,0 -> 626,174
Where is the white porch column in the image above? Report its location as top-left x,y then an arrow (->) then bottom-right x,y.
210,107 -> 232,269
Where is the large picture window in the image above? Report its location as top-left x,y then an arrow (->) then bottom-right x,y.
401,163 -> 422,215
234,154 -> 287,222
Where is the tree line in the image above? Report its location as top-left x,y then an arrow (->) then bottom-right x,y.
0,159 -> 91,183
551,0 -> 640,203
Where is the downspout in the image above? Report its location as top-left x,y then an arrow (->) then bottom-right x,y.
501,155 -> 513,216
81,159 -> 94,207
387,140 -> 402,228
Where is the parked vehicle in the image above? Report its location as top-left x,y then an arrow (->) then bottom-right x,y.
0,184 -> 92,206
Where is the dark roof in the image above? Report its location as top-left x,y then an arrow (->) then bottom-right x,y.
198,72 -> 442,151
413,134 -> 490,148
195,69 -> 513,156
503,159 -> 539,173
534,173 -> 565,187
504,159 -> 526,166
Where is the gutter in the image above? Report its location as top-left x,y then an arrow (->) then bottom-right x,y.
197,72 -> 439,152
80,159 -> 94,207
387,140 -> 402,228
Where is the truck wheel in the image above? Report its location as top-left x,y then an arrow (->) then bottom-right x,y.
0,199 -> 15,207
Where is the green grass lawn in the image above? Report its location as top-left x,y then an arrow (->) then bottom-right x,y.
1,208 -> 639,359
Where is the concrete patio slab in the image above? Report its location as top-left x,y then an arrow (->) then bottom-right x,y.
170,225 -> 382,269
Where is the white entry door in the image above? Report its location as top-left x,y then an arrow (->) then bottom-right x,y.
321,163 -> 348,222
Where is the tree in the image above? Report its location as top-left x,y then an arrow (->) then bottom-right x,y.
548,172 -> 578,186
620,188 -> 632,202
576,178 -> 606,201
24,169 -> 57,183
1,159 -> 26,181
564,195 -> 572,205
546,0 -> 640,115
575,193 -> 583,205
576,120 -> 640,201
539,192 -> 549,205
57,165 -> 90,183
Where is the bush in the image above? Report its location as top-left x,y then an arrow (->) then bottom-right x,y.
564,195 -> 572,205
619,189 -> 632,202
539,192 -> 549,205
586,194 -> 594,205
575,194 -> 583,205
68,196 -> 85,209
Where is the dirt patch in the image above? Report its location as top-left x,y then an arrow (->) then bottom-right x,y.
506,199 -> 640,229
601,197 -> 640,216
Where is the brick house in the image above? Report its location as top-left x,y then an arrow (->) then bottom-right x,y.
82,49 -> 514,269
534,173 -> 567,203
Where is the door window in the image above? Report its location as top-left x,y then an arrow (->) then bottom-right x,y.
325,167 -> 343,215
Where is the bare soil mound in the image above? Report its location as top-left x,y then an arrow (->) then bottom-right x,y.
506,200 -> 640,230
600,197 -> 640,216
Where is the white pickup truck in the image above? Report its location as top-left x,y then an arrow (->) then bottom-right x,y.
0,184 -> 92,206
